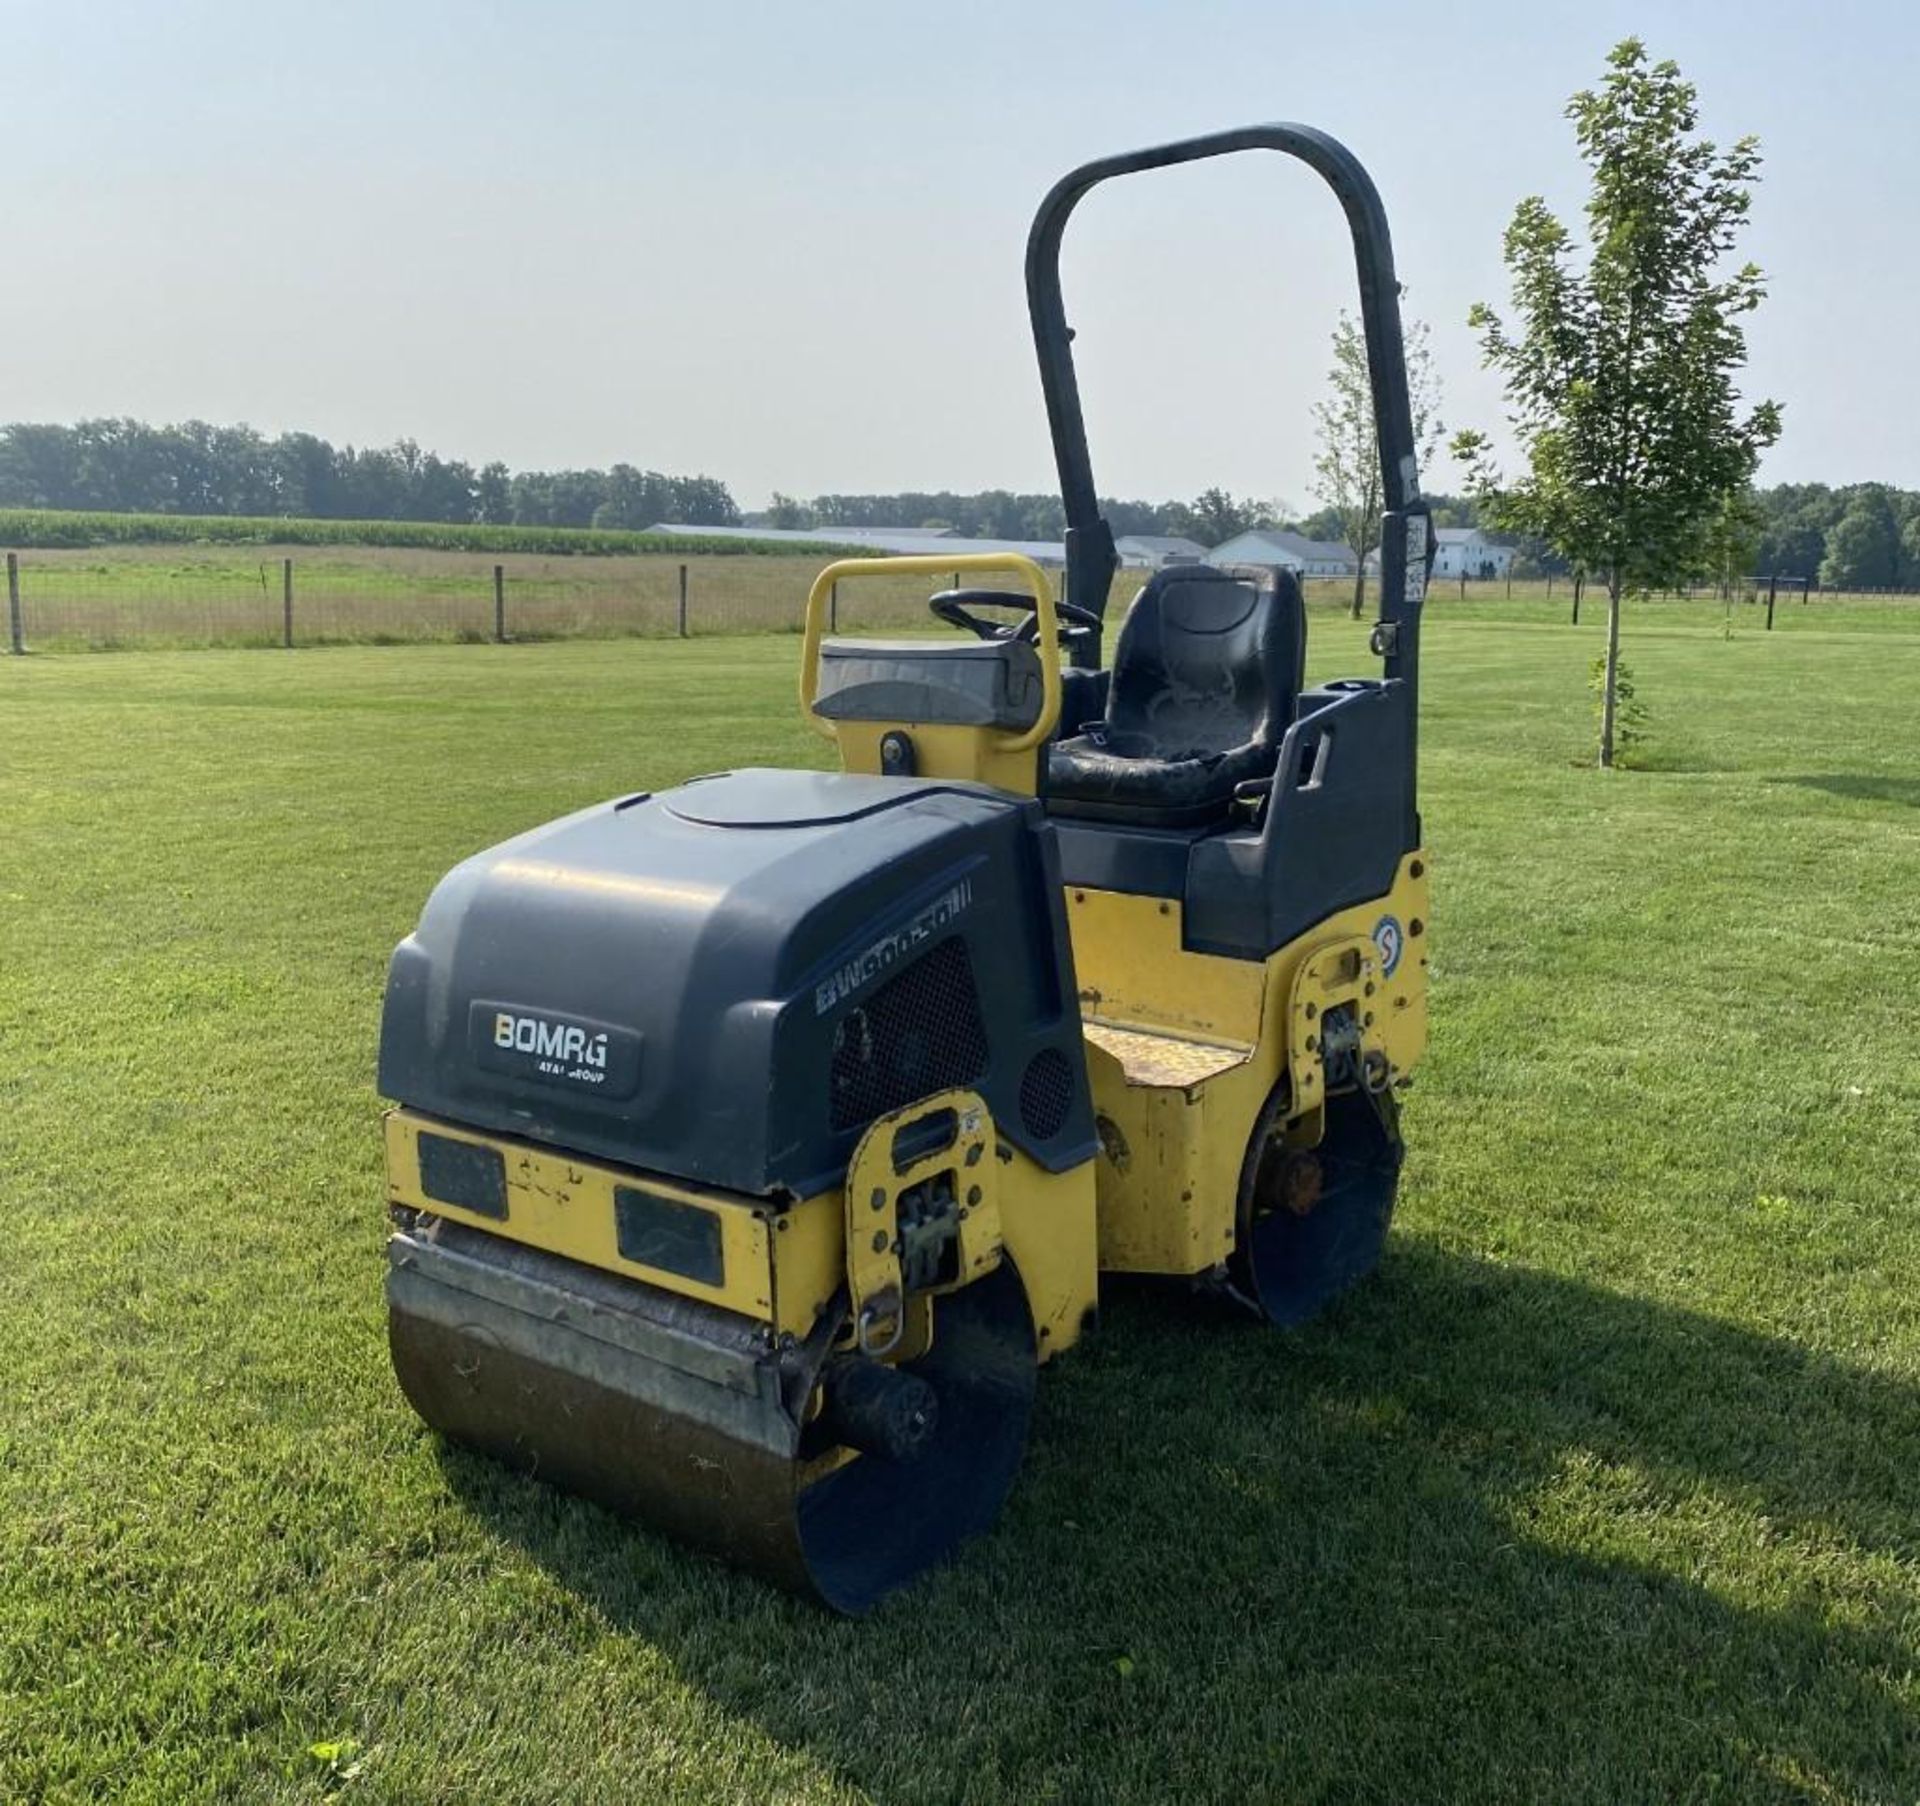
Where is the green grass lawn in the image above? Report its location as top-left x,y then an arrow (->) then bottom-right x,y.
2,606 -> 1917,1803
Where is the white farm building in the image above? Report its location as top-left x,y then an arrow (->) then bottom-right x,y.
1204,529 -> 1359,578
1430,528 -> 1514,579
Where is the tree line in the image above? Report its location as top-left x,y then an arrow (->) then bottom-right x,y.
1748,482 -> 1920,588
4,418 -> 1914,592
763,486 -> 1290,546
768,485 -> 1492,553
0,419 -> 740,530
0,417 -> 1435,551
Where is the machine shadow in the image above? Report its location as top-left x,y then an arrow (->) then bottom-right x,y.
1770,772 -> 1920,809
441,1242 -> 1919,1800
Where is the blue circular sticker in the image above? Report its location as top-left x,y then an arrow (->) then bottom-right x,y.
1373,914 -> 1404,978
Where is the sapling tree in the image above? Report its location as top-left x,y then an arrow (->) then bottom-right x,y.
1453,39 -> 1781,766
1699,484 -> 1765,599
1312,311 -> 1442,618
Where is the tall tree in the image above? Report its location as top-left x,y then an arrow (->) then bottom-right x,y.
669,474 -> 741,526
1169,488 -> 1279,547
1312,311 -> 1443,617
1820,487 -> 1901,589
414,452 -> 479,523
765,491 -> 815,530
593,464 -> 670,530
1453,40 -> 1781,766
1754,485 -> 1836,583
475,461 -> 512,526
1900,515 -> 1920,589
273,433 -> 343,517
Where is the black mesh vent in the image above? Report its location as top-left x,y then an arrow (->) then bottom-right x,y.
1018,1047 -> 1075,1141
829,937 -> 990,1133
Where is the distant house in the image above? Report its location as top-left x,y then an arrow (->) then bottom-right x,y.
1205,528 -> 1359,578
1114,534 -> 1210,569
1431,527 -> 1514,580
1364,525 -> 1517,582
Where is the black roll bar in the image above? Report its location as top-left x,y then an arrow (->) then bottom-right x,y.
1024,122 -> 1432,714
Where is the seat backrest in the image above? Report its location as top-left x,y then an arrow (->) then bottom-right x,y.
1105,565 -> 1305,759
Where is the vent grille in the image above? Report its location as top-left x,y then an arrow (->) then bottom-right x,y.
829,937 -> 989,1133
1018,1047 -> 1076,1141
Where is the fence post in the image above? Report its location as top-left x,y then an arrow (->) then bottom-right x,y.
1572,572 -> 1583,626
1547,573 -> 1554,598
1505,570 -> 1512,599
282,558 -> 293,648
1766,574 -> 1777,632
829,579 -> 839,633
6,552 -> 21,655
677,563 -> 689,637
493,564 -> 506,642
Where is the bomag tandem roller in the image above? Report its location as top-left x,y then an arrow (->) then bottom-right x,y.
379,123 -> 1436,1613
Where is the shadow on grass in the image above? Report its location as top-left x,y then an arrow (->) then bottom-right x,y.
439,1243 -> 1918,1802
1771,773 -> 1920,809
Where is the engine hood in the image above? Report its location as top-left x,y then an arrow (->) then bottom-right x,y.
378,768 -> 1092,1197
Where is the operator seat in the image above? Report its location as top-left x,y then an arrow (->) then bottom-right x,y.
1045,565 -> 1306,827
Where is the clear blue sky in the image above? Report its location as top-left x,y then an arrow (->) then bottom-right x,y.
6,0 -> 1911,509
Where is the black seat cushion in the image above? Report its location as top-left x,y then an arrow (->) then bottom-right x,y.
1046,566 -> 1306,827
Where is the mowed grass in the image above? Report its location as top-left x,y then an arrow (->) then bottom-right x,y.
1,605 -> 1917,1803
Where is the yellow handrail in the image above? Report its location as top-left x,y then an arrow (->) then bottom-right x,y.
799,553 -> 1064,754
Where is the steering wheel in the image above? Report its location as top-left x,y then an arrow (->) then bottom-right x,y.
927,588 -> 1101,646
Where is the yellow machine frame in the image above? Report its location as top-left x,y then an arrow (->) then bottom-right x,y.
1070,861 -> 1427,1276
386,1086 -> 1097,1363
386,546 -> 1427,1361
798,549 -> 1431,1294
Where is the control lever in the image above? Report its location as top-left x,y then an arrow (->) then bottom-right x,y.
1230,776 -> 1273,826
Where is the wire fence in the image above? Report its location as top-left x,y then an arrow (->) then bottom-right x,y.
4,545 -> 1917,655
1509,569 -> 1920,633
0,546 -> 1159,652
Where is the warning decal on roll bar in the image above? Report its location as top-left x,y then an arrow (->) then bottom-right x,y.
1404,515 -> 1428,606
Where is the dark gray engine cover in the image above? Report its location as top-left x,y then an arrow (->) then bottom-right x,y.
378,769 -> 1094,1198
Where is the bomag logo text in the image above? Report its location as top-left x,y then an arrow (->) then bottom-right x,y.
814,880 -> 973,1014
493,1012 -> 610,1070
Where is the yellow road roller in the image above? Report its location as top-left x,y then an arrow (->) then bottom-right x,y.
378,122 -> 1435,1612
